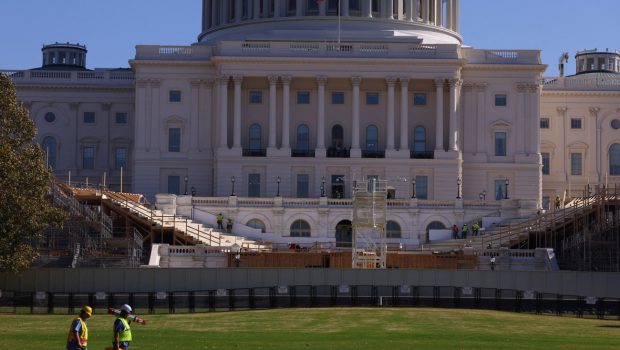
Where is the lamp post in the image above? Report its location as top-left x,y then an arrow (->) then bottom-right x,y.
320,176 -> 326,197
276,176 -> 281,197
504,178 -> 509,199
456,177 -> 462,199
411,177 -> 416,198
482,190 -> 486,201
191,186 -> 196,197
231,243 -> 241,268
230,176 -> 236,196
184,176 -> 189,195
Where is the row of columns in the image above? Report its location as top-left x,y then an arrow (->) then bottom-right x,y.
203,0 -> 460,32
218,75 -> 461,154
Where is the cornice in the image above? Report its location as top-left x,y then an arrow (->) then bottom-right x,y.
542,90 -> 620,97
13,84 -> 135,92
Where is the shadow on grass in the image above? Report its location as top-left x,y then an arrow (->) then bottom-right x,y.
596,325 -> 620,328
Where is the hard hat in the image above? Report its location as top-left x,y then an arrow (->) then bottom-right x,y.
120,304 -> 132,313
82,305 -> 93,316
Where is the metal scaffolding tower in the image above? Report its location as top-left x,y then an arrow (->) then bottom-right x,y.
352,178 -> 387,269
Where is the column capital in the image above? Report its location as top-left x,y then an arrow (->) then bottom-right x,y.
101,102 -> 112,111
216,75 -> 230,84
316,75 -> 328,86
399,77 -> 410,86
280,75 -> 292,85
202,78 -> 216,87
190,79 -> 202,88
268,75 -> 279,85
232,75 -> 243,84
556,106 -> 568,115
589,106 -> 601,116
149,79 -> 161,88
351,76 -> 362,86
448,78 -> 462,87
68,102 -> 80,111
136,79 -> 149,88
434,78 -> 446,87
474,82 -> 488,91
386,76 -> 398,86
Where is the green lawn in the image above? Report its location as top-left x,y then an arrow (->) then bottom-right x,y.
2,308 -> 618,349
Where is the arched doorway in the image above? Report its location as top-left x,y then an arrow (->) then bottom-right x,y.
335,220 -> 352,248
425,221 -> 446,243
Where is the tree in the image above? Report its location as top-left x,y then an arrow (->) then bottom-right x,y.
0,74 -> 66,273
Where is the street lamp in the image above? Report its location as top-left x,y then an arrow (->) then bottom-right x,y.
320,176 -> 326,197
504,178 -> 509,199
456,177 -> 462,199
230,176 -> 236,196
231,243 -> 241,268
184,176 -> 189,195
411,177 -> 416,198
191,186 -> 196,197
276,176 -> 281,197
482,190 -> 487,201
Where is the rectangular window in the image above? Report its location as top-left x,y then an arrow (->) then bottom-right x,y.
115,148 -> 127,169
168,128 -> 181,152
83,112 -> 95,123
167,175 -> 180,195
494,132 -> 507,156
541,152 -> 550,175
331,92 -> 344,104
570,118 -> 582,129
331,175 -> 344,198
115,112 -> 128,124
495,180 -> 505,200
540,118 -> 549,129
366,175 -> 379,192
413,93 -> 427,106
82,147 -> 95,169
542,196 -> 550,210
494,94 -> 507,107
297,91 -> 310,104
169,90 -> 182,102
249,90 -> 262,104
416,175 -> 428,199
248,173 -> 261,197
366,92 -> 379,105
296,174 -> 309,198
571,153 -> 582,176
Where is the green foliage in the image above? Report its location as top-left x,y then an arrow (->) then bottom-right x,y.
0,74 -> 66,272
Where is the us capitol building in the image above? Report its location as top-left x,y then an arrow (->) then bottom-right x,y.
4,0 -> 620,246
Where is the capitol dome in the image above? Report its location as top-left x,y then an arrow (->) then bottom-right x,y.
199,0 -> 462,45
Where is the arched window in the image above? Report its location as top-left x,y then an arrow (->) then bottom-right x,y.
426,221 -> 446,232
246,219 -> 266,233
386,221 -> 401,238
331,124 -> 344,148
42,137 -> 57,169
365,125 -> 378,151
296,124 -> 310,150
413,126 -> 426,153
249,124 -> 261,150
290,219 -> 311,237
610,143 -> 620,176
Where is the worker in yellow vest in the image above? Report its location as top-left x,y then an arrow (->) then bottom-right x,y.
113,304 -> 133,350
67,305 -> 92,350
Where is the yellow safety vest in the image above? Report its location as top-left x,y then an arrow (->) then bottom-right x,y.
116,317 -> 132,342
67,317 -> 88,346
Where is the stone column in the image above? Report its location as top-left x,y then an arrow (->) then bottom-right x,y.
435,0 -> 442,26
222,0 -> 229,24
268,75 -> 278,149
454,0 -> 460,32
590,106 -> 602,181
446,0 -> 453,30
409,0 -> 417,21
190,80 -> 201,152
235,0 -> 243,22
363,0 -> 372,17
400,78 -> 410,151
351,76 -> 362,156
434,78 -> 444,152
218,76 -> 229,148
423,0 -> 430,23
386,77 -> 397,151
386,0 -> 394,19
448,78 -> 461,152
341,0 -> 349,16
316,76 -> 327,153
530,84 -> 542,155
233,76 -> 243,149
516,83 -> 527,155
296,0 -> 303,16
203,0 -> 212,30
262,0 -> 270,18
201,79 -> 215,152
475,83 -> 487,154
280,76 -> 291,151
274,0 -> 281,17
150,80 -> 161,152
253,0 -> 261,19
319,0 -> 327,15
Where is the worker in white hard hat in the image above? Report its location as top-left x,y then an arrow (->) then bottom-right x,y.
112,304 -> 133,350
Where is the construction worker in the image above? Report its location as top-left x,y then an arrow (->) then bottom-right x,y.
226,217 -> 233,233
462,223 -> 468,239
472,222 -> 480,236
113,304 -> 133,350
67,305 -> 92,350
216,213 -> 224,230
555,196 -> 561,210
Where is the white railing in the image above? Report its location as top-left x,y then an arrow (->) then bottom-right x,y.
543,75 -> 620,91
134,45 -> 213,60
462,48 -> 541,65
1,70 -> 134,85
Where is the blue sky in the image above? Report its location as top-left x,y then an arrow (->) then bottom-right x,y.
1,0 -> 619,76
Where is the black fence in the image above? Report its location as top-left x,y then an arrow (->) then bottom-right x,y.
1,286 -> 617,319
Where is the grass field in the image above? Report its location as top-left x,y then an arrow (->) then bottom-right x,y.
2,308 -> 618,349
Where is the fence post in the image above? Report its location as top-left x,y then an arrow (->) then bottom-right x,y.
208,290 -> 215,312
148,293 -> 154,314
310,286 -> 317,307
169,292 -> 175,314
289,286 -> 297,307
47,292 -> 54,314
249,288 -> 255,310
30,292 -> 34,314
351,285 -> 358,307
189,292 -> 195,313
68,293 -> 74,314
556,294 -> 562,316
228,289 -> 235,311
108,293 -> 115,311
454,287 -> 461,309
269,287 -> 276,309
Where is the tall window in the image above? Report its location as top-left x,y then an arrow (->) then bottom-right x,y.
82,147 -> 95,169
167,175 -> 180,195
413,93 -> 427,106
494,180 -> 505,200
571,153 -> 582,176
365,125 -> 378,151
42,137 -> 57,169
331,92 -> 344,104
332,175 -> 344,198
494,94 -> 507,107
249,124 -> 262,150
169,90 -> 181,102
83,112 -> 95,124
494,132 -> 506,156
413,126 -> 426,153
290,219 -> 311,237
168,128 -> 181,152
297,91 -> 310,104
610,144 -> 620,175
541,152 -> 550,175
540,118 -> 549,129
297,174 -> 309,198
367,175 -> 379,192
248,173 -> 261,197
246,219 -> 266,233
416,175 -> 428,199
296,124 -> 310,150
386,221 -> 402,239
570,118 -> 582,129
115,147 -> 127,169
115,113 -> 128,124
249,91 -> 262,104
331,124 -> 344,148
366,92 -> 379,105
